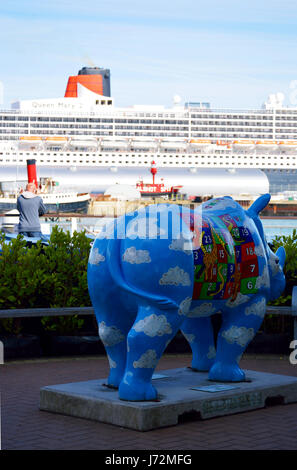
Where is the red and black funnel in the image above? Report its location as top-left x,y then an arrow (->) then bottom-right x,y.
26,159 -> 38,188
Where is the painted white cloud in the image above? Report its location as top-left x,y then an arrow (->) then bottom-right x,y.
159,266 -> 191,286
178,296 -> 192,316
268,252 -> 281,276
107,355 -> 117,369
126,217 -> 166,239
123,371 -> 133,385
98,322 -> 125,347
122,246 -> 151,264
88,247 -> 105,265
221,326 -> 254,347
254,244 -> 266,258
133,314 -> 172,337
133,349 -> 158,369
245,297 -> 266,318
188,302 -> 217,318
207,346 -> 216,359
169,237 -> 192,254
204,197 -> 239,211
255,265 -> 270,289
182,332 -> 195,344
226,292 -> 250,308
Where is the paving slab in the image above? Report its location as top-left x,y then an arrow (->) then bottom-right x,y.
39,367 -> 297,431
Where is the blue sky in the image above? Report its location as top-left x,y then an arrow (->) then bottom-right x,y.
1,0 -> 297,109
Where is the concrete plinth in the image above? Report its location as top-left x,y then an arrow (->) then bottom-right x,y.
39,367 -> 297,431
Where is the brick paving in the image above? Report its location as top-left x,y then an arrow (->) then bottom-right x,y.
1,353 -> 297,450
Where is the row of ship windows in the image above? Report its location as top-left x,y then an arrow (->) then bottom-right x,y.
2,115 -> 297,123
1,159 -> 294,168
1,123 -> 297,134
1,152 -> 294,161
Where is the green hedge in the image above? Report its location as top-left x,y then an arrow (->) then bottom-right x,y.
0,226 -> 92,310
270,229 -> 297,306
1,227 -> 296,310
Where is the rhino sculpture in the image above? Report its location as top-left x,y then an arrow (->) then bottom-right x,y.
87,194 -> 286,401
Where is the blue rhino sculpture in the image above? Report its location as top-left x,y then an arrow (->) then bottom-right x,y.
87,194 -> 286,401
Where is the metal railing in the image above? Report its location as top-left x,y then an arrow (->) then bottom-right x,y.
0,287 -> 296,340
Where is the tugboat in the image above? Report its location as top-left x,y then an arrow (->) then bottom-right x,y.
0,159 -> 91,214
136,161 -> 182,198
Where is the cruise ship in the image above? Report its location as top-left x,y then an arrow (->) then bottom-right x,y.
0,66 -> 296,195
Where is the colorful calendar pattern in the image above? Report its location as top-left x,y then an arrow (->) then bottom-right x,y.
182,212 -> 259,301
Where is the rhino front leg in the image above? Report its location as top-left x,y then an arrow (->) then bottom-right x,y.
181,316 -> 216,371
119,305 -> 184,401
209,295 -> 266,382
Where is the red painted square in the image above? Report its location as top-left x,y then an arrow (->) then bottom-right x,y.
192,282 -> 203,300
241,242 -> 257,262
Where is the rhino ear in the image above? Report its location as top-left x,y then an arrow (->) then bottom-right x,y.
247,193 -> 271,217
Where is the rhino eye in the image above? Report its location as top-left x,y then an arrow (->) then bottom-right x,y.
275,258 -> 279,264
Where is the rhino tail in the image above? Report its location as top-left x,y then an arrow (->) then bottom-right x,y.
106,237 -> 180,311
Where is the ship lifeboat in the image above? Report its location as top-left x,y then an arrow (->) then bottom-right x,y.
101,139 -> 129,149
278,140 -> 297,150
256,140 -> 278,150
44,136 -> 68,147
216,140 -> 232,148
160,141 -> 188,150
69,138 -> 98,148
19,136 -> 43,148
232,140 -> 255,149
44,136 -> 68,143
130,140 -> 158,149
19,136 -> 43,143
189,139 -> 212,147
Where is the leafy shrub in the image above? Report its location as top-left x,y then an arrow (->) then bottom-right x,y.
41,315 -> 85,335
270,229 -> 297,306
0,226 -> 92,310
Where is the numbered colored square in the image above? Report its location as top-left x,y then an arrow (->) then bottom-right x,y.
240,277 -> 258,294
241,261 -> 259,278
192,282 -> 202,300
241,242 -> 257,262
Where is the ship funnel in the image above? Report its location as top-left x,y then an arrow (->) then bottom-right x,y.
65,66 -> 111,98
26,159 -> 38,188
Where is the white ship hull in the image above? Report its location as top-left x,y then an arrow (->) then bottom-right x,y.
0,147 -> 296,170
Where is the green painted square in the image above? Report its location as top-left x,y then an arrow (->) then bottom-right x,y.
194,265 -> 205,282
240,277 -> 258,294
200,282 -> 218,299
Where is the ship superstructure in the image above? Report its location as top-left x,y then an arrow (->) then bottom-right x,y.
0,68 -> 297,171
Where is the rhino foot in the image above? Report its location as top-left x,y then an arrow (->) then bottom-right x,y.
106,369 -> 123,389
119,377 -> 158,401
191,357 -> 215,372
208,361 -> 246,382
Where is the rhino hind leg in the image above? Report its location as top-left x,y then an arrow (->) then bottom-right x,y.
181,316 -> 216,371
118,305 -> 184,401
209,295 -> 266,382
96,307 -> 136,389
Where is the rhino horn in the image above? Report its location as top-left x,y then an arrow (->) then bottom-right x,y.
247,193 -> 271,217
276,246 -> 286,269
